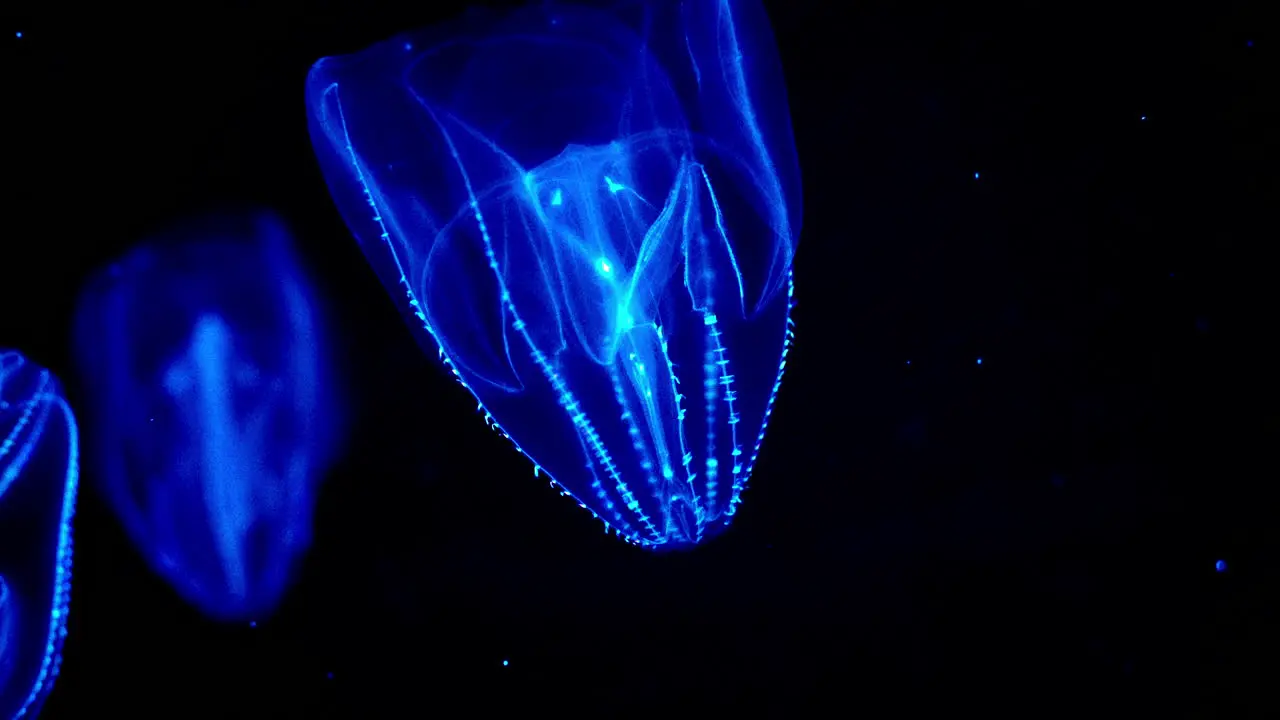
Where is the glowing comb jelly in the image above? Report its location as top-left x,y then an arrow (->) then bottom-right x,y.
0,351 -> 79,719
307,0 -> 801,547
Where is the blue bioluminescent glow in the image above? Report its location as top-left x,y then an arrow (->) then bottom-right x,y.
307,0 -> 801,548
0,351 -> 79,720
72,212 -> 342,620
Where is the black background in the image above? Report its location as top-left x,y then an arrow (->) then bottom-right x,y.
3,0 -> 1276,716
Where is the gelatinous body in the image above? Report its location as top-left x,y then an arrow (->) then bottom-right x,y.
73,212 -> 341,620
0,351 -> 78,719
307,0 -> 801,547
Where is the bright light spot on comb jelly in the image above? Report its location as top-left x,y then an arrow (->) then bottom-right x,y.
71,209 -> 345,621
0,349 -> 79,720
